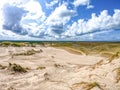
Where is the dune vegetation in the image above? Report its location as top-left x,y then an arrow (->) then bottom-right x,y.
51,42 -> 120,57
8,63 -> 28,73
0,41 -> 120,90
1,41 -> 120,57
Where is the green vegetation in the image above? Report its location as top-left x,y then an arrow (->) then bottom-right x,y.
8,63 -> 27,73
0,41 -> 120,57
13,49 -> 43,56
0,42 -> 26,47
0,41 -> 45,47
13,49 -> 35,56
51,42 -> 120,56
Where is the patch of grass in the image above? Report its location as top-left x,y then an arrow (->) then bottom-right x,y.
108,52 -> 120,63
0,42 -> 26,47
72,82 -> 102,90
51,42 -> 120,56
0,42 -> 12,46
84,82 -> 101,90
13,49 -> 43,56
54,63 -> 64,68
8,63 -> 27,73
99,51 -> 114,58
37,66 -> 46,70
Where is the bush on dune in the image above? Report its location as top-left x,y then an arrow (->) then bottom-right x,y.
13,49 -> 43,56
8,63 -> 27,73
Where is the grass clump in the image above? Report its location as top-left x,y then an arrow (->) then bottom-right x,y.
108,52 -> 120,63
54,63 -> 64,68
0,42 -> 12,46
44,73 -> 50,80
84,82 -> 101,90
37,66 -> 46,70
0,42 -> 26,47
72,82 -> 102,90
13,49 -> 43,56
8,63 -> 27,73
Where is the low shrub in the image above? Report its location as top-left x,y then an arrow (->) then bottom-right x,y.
8,63 -> 27,73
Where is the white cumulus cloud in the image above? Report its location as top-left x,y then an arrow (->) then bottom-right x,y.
45,3 -> 76,37
64,9 -> 120,37
0,0 -> 46,38
73,0 -> 94,9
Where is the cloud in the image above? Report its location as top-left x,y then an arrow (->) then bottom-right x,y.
2,4 -> 28,34
22,0 -> 46,21
0,0 -> 119,41
20,0 -> 46,37
47,4 -> 76,25
45,4 -> 76,37
87,5 -> 94,9
64,9 -> 120,37
46,0 -> 59,9
73,0 -> 94,9
0,0 -> 46,37
50,23 -> 64,34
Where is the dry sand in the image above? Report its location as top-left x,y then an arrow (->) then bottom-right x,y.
0,46 -> 120,90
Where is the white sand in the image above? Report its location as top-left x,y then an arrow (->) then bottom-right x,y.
0,46 -> 120,90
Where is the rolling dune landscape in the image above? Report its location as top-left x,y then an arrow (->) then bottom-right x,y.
0,42 -> 120,90
0,0 -> 120,90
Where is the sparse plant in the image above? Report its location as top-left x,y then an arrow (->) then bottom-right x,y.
37,66 -> 46,70
84,82 -> 101,90
8,63 -> 27,73
100,51 -> 114,58
44,73 -> 50,80
54,63 -> 63,68
72,82 -> 102,90
13,49 -> 43,56
108,52 -> 120,63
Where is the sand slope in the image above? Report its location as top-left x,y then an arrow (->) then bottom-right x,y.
0,46 -> 120,90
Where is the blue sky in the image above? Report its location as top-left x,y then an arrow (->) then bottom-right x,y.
0,0 -> 120,41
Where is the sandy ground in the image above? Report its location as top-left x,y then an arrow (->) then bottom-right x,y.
0,46 -> 120,90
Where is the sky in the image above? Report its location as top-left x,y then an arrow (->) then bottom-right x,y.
0,0 -> 120,41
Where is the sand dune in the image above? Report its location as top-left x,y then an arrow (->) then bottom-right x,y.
0,46 -> 120,90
